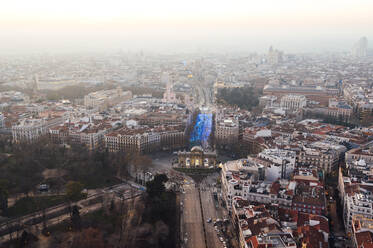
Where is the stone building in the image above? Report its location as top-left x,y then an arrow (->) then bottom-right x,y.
177,146 -> 217,168
215,118 -> 239,147
280,94 -> 307,111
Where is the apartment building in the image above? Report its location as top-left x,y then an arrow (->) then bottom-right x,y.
258,148 -> 296,180
156,125 -> 186,151
12,116 -> 64,143
346,146 -> 373,164
328,98 -> 353,118
221,158 -> 294,211
215,118 -> 239,146
338,158 -> 373,235
136,112 -> 185,127
280,94 -> 307,111
105,127 -> 161,154
297,143 -> 342,173
232,197 -> 328,248
221,157 -> 326,215
49,121 -> 115,150
352,215 -> 373,248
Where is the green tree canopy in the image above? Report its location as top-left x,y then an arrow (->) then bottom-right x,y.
217,86 -> 261,110
66,181 -> 84,202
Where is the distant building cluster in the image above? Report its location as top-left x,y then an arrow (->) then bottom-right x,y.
267,46 -> 283,65
0,45 -> 373,247
84,87 -> 132,111
0,86 -> 190,154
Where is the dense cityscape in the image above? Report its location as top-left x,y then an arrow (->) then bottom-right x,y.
1,0 -> 373,247
0,36 -> 372,248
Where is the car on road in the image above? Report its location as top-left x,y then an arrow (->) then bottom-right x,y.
334,241 -> 345,248
207,218 -> 212,223
219,237 -> 224,242
38,184 -> 49,192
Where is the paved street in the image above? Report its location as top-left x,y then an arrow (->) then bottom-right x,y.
180,173 -> 233,248
182,182 -> 206,248
200,184 -> 222,248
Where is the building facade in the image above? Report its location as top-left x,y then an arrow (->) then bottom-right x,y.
13,117 -> 64,143
215,118 -> 239,146
177,146 -> 217,168
84,88 -> 132,111
280,94 -> 307,111
105,127 -> 161,154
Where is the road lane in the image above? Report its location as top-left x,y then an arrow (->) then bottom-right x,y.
200,185 -> 222,248
182,183 -> 206,248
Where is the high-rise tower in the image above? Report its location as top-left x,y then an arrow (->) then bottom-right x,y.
352,37 -> 368,57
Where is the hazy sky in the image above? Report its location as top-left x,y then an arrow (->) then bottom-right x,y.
0,0 -> 372,53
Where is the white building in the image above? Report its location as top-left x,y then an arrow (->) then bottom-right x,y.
344,191 -> 373,231
258,148 -> 296,180
280,94 -> 307,111
339,158 -> 373,233
12,117 -> 64,143
220,157 -> 294,212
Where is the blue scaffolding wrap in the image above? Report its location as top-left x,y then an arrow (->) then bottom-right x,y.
190,113 -> 212,148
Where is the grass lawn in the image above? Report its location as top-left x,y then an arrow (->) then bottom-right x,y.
6,195 -> 67,218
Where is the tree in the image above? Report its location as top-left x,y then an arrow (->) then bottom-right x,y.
71,228 -> 105,248
217,86 -> 261,110
0,180 -> 9,214
146,174 -> 168,198
66,181 -> 84,202
71,205 -> 81,230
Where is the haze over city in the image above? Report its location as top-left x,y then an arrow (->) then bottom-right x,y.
1,1 -> 373,248
1,0 -> 372,53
